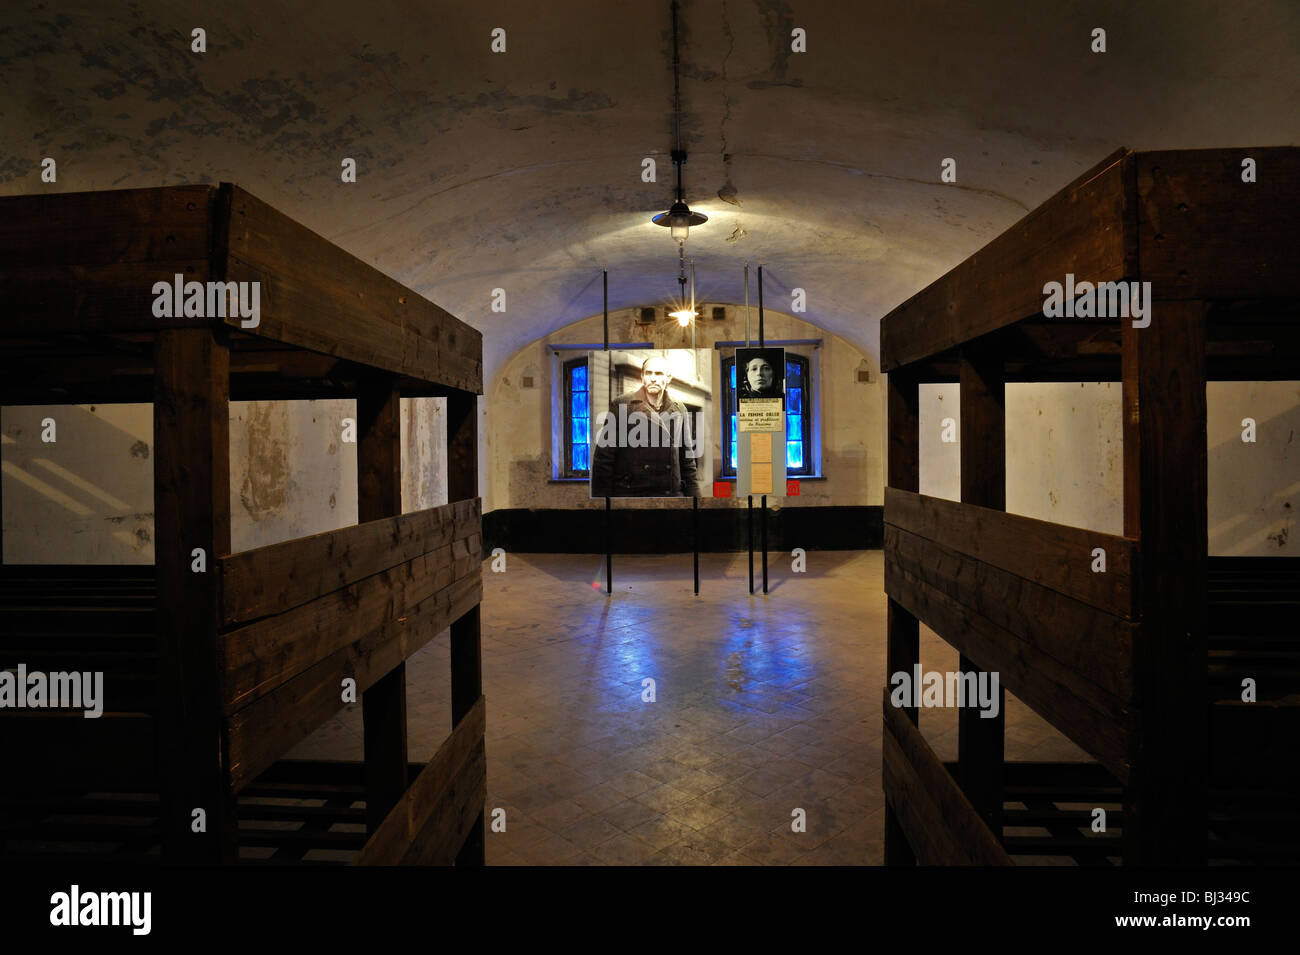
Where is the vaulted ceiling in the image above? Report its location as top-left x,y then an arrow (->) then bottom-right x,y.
3,0 -> 1298,378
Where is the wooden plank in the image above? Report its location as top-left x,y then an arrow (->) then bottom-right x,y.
885,558 -> 1132,782
881,149 -> 1135,371
446,390 -> 479,503
1121,299 -> 1208,865
223,186 -> 481,393
220,537 -> 481,713
225,570 -> 482,793
445,366 -> 485,864
1210,702 -> 1300,789
358,377 -> 408,832
886,370 -> 920,493
886,525 -> 1134,700
957,344 -> 1005,837
885,487 -> 1136,619
218,499 -> 480,625
882,693 -> 1011,866
0,714 -> 156,790
884,368 -> 920,865
153,326 -> 234,863
1137,148 -> 1300,301
354,696 -> 486,866
0,186 -> 215,334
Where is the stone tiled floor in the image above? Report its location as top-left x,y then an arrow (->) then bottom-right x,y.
288,549 -> 1089,865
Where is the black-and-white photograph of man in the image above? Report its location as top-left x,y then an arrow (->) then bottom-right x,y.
589,349 -> 711,498
736,347 -> 785,400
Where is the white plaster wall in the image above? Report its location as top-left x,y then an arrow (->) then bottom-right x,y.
1208,382 -> 1298,555
402,397 -> 448,511
3,397 -> 448,563
1005,383 -> 1123,535
918,383 -> 960,502
914,380 -> 1298,555
229,400 -> 357,553
2,405 -> 155,563
484,304 -> 882,512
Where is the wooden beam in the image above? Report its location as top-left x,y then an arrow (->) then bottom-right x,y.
445,385 -> 485,863
218,498 -> 480,625
1210,701 -> 1300,788
1137,148 -> 1300,301
884,368 -> 920,865
354,696 -> 487,866
885,557 -> 1132,782
224,570 -> 481,794
885,488 -> 1137,619
220,540 -> 481,713
0,186 -> 215,335
0,714 -> 157,791
886,525 -> 1133,700
881,149 -> 1136,371
445,390 -> 478,504
882,692 -> 1011,866
1122,300 -> 1208,865
957,345 -> 1005,837
223,186 -> 482,393
153,326 -> 234,863
357,378 -> 408,833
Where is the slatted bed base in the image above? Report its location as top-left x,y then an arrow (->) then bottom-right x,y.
0,758 -> 461,866
885,747 -> 1300,866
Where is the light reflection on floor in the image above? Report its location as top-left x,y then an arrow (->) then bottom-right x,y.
289,550 -> 1088,865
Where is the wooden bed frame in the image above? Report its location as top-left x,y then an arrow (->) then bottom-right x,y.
0,183 -> 486,865
879,147 -> 1300,865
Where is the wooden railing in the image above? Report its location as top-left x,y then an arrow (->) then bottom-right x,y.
216,499 -> 482,793
355,696 -> 487,865
884,488 -> 1138,782
881,692 -> 1011,866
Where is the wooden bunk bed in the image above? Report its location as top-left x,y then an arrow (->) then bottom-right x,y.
0,183 -> 486,865
879,147 -> 1300,866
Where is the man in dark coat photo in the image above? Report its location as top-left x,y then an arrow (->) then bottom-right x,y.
591,355 -> 700,497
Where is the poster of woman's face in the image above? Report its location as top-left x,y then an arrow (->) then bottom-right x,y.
736,347 -> 785,399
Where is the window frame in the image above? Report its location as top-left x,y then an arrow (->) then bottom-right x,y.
561,355 -> 590,478
721,350 -> 816,478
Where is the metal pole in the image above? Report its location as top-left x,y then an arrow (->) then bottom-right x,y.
747,496 -> 754,594
603,268 -> 612,595
693,496 -> 699,596
758,265 -> 767,594
744,262 -> 751,347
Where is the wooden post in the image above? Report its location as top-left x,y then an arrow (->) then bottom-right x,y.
957,345 -> 1006,840
884,368 -> 919,866
1122,300 -> 1208,865
358,377 -> 408,833
154,327 -> 234,864
446,388 -> 485,865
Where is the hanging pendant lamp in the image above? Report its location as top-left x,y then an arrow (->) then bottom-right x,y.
652,1 -> 707,243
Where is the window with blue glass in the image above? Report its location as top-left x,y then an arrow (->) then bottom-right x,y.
721,352 -> 813,477
563,357 -> 590,476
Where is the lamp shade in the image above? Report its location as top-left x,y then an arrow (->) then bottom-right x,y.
653,199 -> 707,240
